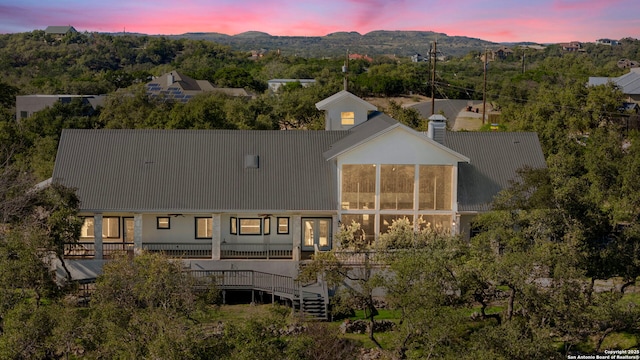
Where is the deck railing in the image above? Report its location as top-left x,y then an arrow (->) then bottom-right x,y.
188,269 -> 300,299
221,243 -> 293,259
64,242 -> 295,260
143,242 -> 212,258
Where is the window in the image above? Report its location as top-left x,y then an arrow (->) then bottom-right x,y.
263,218 -> 271,235
419,165 -> 452,210
195,217 -> 212,239
20,111 -> 28,119
341,111 -> 355,125
277,217 -> 289,234
157,217 -> 170,229
239,218 -> 262,235
341,214 -> 375,245
418,214 -> 452,231
380,214 -> 413,234
81,217 -> 94,238
230,217 -> 237,234
341,164 -> 376,210
380,165 -> 415,210
102,217 -> 120,238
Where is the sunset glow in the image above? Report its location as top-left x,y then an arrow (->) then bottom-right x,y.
0,0 -> 638,43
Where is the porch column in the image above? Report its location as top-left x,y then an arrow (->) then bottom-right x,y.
212,214 -> 221,260
291,215 -> 301,261
94,214 -> 103,259
331,215 -> 339,249
134,214 -> 143,255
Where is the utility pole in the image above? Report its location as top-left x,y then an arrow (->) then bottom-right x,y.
522,49 -> 526,74
342,49 -> 349,91
431,40 -> 437,116
482,49 -> 488,125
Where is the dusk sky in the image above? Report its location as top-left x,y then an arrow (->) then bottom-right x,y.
0,0 -> 638,43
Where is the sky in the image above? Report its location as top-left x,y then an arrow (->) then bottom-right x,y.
0,0 -> 638,43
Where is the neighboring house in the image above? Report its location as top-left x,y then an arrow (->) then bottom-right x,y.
146,70 -> 250,102
267,79 -> 316,93
589,68 -> 640,103
596,38 -> 619,46
44,26 -> 77,40
51,90 -> 545,288
349,53 -> 373,62
618,59 -> 639,69
16,95 -> 106,121
493,46 -> 513,60
559,41 -> 582,52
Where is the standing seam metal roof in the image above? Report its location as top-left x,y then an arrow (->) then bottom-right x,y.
53,129 -> 348,212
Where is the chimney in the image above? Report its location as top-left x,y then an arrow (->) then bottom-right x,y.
167,73 -> 174,87
427,114 -> 447,144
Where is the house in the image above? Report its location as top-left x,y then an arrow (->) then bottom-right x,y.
50,91 -> 545,293
349,53 -> 373,63
267,79 -> 316,93
596,38 -> 619,46
589,68 -> 640,103
493,46 -> 513,60
617,59 -> 639,69
44,26 -> 77,40
16,95 -> 106,121
559,41 -> 582,52
146,70 -> 250,102
410,53 -> 426,62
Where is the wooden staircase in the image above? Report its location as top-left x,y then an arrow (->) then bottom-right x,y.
189,269 -> 329,320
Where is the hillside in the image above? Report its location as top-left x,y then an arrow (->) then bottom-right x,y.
158,30 -> 498,58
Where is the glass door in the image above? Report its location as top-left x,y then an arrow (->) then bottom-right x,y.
302,218 -> 331,251
123,217 -> 134,243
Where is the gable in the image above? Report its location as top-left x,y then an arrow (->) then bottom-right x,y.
336,126 -> 468,166
316,90 -> 377,130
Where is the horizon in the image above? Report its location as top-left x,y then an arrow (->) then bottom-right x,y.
1,0 -> 638,44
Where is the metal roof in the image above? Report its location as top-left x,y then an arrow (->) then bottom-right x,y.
315,90 -> 378,111
588,68 -> 640,95
53,129 -> 347,213
444,132 -> 546,212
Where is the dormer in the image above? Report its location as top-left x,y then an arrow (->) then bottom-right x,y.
315,90 -> 378,130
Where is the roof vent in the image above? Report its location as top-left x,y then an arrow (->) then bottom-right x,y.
244,155 -> 259,169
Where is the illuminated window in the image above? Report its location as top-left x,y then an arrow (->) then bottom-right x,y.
157,217 -> 170,229
230,217 -> 237,234
277,217 -> 289,234
81,217 -> 94,238
341,214 -> 375,244
380,165 -> 415,210
341,111 -> 355,125
102,217 -> 120,238
418,215 -> 452,231
419,165 -> 452,210
239,218 -> 262,235
341,164 -> 376,210
195,217 -> 212,239
264,218 -> 271,235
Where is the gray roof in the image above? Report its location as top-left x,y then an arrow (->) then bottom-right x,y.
588,68 -> 640,95
53,129 -> 347,213
45,26 -> 77,34
444,132 -> 546,212
315,90 -> 377,111
323,111 -> 397,159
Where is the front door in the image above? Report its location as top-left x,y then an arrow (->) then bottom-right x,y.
302,218 -> 331,251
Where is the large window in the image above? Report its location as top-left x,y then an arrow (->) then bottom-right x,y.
80,217 -> 120,238
341,164 -> 376,210
81,217 -> 94,238
103,217 -> 120,238
380,165 -> 415,210
341,214 -> 375,245
239,218 -> 262,235
418,214 -> 452,231
380,214 -> 413,234
419,165 -> 453,210
195,217 -> 212,239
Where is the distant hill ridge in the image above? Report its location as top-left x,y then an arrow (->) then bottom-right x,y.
117,30 -> 503,58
